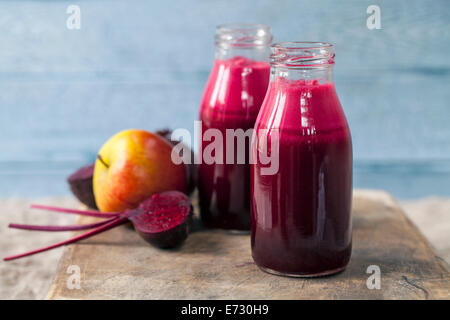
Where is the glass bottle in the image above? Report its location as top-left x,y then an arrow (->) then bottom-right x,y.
251,42 -> 353,276
198,24 -> 272,230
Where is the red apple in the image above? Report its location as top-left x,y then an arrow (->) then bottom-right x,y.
93,129 -> 187,212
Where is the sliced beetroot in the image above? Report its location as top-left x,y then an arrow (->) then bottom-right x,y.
156,129 -> 197,195
3,191 -> 193,261
128,191 -> 193,248
67,164 -> 97,209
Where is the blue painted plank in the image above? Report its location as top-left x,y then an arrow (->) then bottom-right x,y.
0,0 -> 449,198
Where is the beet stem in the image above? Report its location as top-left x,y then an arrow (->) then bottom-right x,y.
3,216 -> 128,261
30,204 -> 119,218
8,217 -> 117,232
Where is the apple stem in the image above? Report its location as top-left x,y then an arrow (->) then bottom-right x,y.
8,217 -> 118,232
3,216 -> 129,261
97,154 -> 109,168
30,204 -> 119,218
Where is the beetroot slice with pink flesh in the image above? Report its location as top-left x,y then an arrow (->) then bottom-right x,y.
3,191 -> 192,261
67,164 -> 97,209
128,191 -> 193,248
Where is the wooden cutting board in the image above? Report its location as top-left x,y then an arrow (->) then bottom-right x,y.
46,190 -> 450,299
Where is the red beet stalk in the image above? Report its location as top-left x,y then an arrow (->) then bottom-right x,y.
9,217 -> 118,232
30,204 -> 119,218
4,216 -> 128,261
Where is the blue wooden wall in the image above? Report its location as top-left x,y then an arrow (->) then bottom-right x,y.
0,0 -> 449,198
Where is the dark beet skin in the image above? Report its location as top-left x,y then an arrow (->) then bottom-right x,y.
156,129 -> 197,195
67,164 -> 98,209
128,191 -> 193,248
134,213 -> 193,248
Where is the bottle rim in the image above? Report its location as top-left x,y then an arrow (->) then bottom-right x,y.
215,23 -> 272,48
271,41 -> 335,68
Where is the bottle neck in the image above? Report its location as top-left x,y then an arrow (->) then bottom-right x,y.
215,46 -> 271,61
271,65 -> 334,83
270,42 -> 335,83
214,23 -> 272,61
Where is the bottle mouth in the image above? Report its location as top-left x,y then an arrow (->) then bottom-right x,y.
215,23 -> 272,48
271,42 -> 335,68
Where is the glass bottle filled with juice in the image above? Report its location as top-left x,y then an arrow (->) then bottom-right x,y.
251,42 -> 353,276
198,24 -> 272,231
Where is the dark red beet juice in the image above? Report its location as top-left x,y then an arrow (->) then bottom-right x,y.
198,24 -> 272,230
251,42 -> 353,276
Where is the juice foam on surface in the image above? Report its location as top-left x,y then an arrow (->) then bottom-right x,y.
200,56 -> 270,122
254,78 -> 349,138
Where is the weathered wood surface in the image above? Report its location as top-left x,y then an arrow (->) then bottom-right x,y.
46,190 -> 450,300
